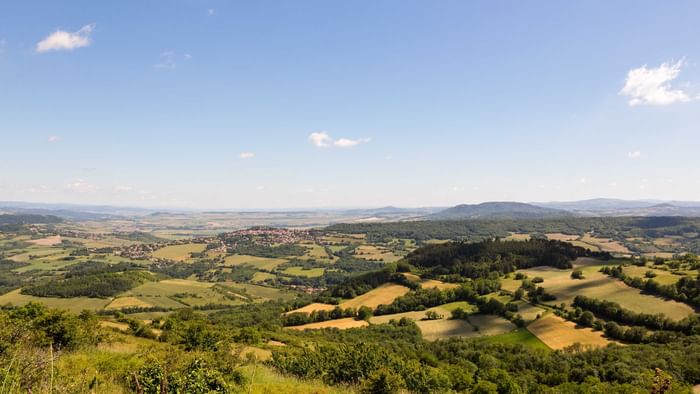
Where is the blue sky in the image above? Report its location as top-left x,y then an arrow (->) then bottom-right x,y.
1,1 -> 699,209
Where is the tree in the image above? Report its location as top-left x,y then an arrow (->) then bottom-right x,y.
579,311 -> 595,327
357,306 -> 373,321
571,269 -> 584,279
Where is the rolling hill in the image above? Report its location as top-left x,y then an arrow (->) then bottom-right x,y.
428,202 -> 573,220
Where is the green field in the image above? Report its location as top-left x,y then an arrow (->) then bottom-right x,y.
282,266 -> 325,277
123,279 -> 247,307
151,243 -> 207,261
0,289 -> 110,313
519,259 -> 694,320
224,254 -> 288,270
482,328 -> 550,351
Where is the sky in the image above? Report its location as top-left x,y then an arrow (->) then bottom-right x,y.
1,1 -> 700,209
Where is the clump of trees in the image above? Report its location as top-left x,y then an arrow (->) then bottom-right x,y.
22,271 -> 152,298
404,239 -> 598,279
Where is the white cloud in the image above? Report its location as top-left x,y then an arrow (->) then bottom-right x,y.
450,186 -> 465,191
155,51 -> 191,69
47,135 -> 61,143
308,131 -> 371,148
65,179 -> 96,193
239,152 -> 255,159
155,51 -> 176,69
578,177 -> 587,184
114,185 -> 133,192
208,9 -> 215,16
36,23 -> 95,53
627,150 -> 641,159
620,60 -> 691,106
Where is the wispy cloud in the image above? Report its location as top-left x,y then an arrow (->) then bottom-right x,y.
155,51 -> 191,69
114,185 -> 133,192
239,152 -> 255,159
308,132 -> 371,148
578,177 -> 587,184
627,150 -> 641,159
36,23 -> 95,53
65,179 -> 96,193
620,60 -> 691,106
208,9 -> 215,16
47,135 -> 61,143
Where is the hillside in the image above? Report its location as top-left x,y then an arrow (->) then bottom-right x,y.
428,202 -> 573,220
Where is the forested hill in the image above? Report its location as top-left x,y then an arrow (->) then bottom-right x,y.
428,202 -> 572,220
326,216 -> 700,242
405,239 -> 604,278
0,213 -> 62,225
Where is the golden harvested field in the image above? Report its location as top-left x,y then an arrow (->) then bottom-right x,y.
527,315 -> 612,350
224,254 -> 288,270
29,235 -> 62,246
519,259 -> 694,320
106,296 -> 153,309
545,233 -> 579,241
0,289 -> 110,312
285,317 -> 369,331
338,283 -> 410,310
285,303 -> 337,315
580,235 -> 631,254
467,314 -> 516,336
99,320 -> 129,331
416,319 -> 476,341
419,279 -> 459,290
501,277 -> 522,292
151,243 -> 207,261
353,245 -> 401,262
568,240 -> 600,251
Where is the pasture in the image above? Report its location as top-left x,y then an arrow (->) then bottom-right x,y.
353,245 -> 401,262
224,254 -> 288,270
527,315 -> 612,350
124,279 -> 246,307
151,243 -> 207,261
282,266 -> 325,277
482,328 -> 550,351
0,289 -> 110,312
518,260 -> 694,320
622,265 -> 685,285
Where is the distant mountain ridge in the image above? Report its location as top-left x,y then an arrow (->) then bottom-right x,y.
428,202 -> 573,220
533,198 -> 700,217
